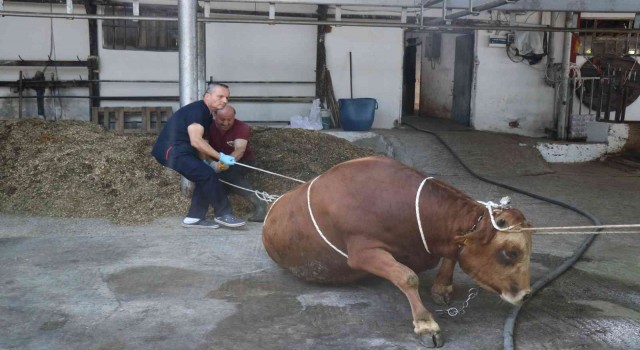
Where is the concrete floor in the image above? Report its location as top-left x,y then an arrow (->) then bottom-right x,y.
1,118 -> 639,350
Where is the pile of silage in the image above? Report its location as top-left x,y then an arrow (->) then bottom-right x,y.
0,119 -> 375,224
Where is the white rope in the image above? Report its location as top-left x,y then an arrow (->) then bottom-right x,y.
530,230 -> 640,235
235,161 -> 305,184
506,224 -> 640,235
416,177 -> 434,254
307,176 -> 348,258
514,224 -> 640,231
263,192 -> 285,223
219,179 -> 280,203
477,199 -> 518,231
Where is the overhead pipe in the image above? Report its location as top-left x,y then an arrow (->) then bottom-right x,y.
425,0 -> 518,25
419,0 -> 445,25
422,0 -> 445,7
0,95 -> 316,103
1,10 -> 640,34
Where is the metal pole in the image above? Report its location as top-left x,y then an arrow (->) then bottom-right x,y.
197,20 -> 207,97
179,0 -> 198,106
546,12 -> 556,85
349,52 -> 353,98
557,12 -> 574,140
18,71 -> 23,119
178,0 -> 198,196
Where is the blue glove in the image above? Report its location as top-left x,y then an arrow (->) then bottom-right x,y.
219,152 -> 236,166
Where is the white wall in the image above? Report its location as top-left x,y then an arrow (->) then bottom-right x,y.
325,26 -> 403,129
98,18 -> 317,122
206,22 -> 317,121
0,3 -> 90,119
413,11 -> 564,137
473,29 -> 557,137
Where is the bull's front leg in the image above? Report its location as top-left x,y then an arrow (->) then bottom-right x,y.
431,258 -> 456,305
347,248 -> 444,348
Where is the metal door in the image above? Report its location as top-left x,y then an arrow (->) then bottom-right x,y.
402,44 -> 418,116
452,34 -> 475,126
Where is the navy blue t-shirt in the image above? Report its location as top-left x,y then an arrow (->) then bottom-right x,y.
151,100 -> 212,164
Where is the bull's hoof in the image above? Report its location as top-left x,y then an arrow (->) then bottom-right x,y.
419,332 -> 444,348
431,284 -> 453,305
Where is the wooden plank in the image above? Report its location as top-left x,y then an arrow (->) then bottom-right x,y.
0,60 -> 89,67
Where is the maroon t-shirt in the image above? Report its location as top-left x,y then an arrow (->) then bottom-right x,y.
208,119 -> 255,161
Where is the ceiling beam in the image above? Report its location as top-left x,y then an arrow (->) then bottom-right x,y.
200,0 -> 640,13
6,0 -> 640,12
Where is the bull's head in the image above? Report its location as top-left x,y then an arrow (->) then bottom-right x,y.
454,208 -> 532,305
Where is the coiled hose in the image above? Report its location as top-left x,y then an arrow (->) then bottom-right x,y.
401,121 -> 600,350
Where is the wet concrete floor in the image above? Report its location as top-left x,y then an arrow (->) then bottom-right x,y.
1,118 -> 639,349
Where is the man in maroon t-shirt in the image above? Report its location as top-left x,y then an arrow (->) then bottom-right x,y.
208,105 -> 266,222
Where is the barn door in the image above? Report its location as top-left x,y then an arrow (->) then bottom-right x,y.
402,41 -> 418,116
452,34 -> 475,126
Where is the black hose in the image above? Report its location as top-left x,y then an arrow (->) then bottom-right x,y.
401,121 -> 600,350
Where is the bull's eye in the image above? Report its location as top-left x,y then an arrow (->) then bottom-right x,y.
496,219 -> 506,228
497,248 -> 521,265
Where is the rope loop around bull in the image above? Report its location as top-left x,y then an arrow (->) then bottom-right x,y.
416,177 -> 434,255
307,175 -> 348,258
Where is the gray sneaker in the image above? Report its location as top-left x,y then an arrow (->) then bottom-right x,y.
182,219 -> 220,229
214,214 -> 246,228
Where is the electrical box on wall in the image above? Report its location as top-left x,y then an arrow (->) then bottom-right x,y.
424,32 -> 441,59
488,33 -> 513,48
489,34 -> 507,47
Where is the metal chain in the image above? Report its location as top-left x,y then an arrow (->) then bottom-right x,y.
435,288 -> 479,317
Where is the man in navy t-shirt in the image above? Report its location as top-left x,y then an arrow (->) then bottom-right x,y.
208,104 -> 266,222
151,83 -> 246,229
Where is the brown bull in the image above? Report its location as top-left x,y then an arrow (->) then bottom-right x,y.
262,156 -> 532,348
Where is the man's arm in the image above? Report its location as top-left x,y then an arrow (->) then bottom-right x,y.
230,138 -> 248,161
187,123 -> 222,161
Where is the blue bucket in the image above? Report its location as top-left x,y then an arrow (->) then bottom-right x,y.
339,98 -> 377,131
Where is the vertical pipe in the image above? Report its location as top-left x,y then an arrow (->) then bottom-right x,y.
315,5 -> 328,103
546,33 -> 555,85
18,71 -> 23,119
197,21 -> 206,97
349,51 -> 353,99
179,0 -> 198,107
589,79 -> 594,114
178,0 -> 198,196
578,79 -> 583,115
84,0 -> 100,111
556,12 -> 573,140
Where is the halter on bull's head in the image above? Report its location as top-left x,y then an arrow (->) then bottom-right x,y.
454,199 -> 533,305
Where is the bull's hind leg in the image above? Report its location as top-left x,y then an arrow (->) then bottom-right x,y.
347,248 -> 444,348
431,258 -> 456,305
